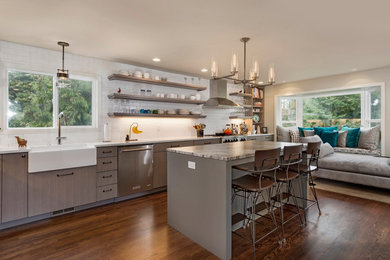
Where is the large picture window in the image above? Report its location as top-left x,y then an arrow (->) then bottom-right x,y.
277,86 -> 382,129
7,70 -> 96,128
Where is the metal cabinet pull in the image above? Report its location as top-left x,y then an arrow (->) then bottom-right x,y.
102,161 -> 112,165
102,175 -> 113,179
120,148 -> 152,152
21,154 -> 26,158
102,150 -> 113,154
103,188 -> 113,193
57,172 -> 74,177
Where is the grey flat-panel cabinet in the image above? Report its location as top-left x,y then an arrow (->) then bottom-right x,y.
2,153 -> 28,223
28,166 -> 96,216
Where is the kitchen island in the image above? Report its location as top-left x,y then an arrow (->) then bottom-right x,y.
167,141 -> 308,260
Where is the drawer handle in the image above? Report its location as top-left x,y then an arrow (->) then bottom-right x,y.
103,188 -> 113,193
102,151 -> 113,154
57,172 -> 74,177
102,161 -> 112,165
102,175 -> 113,179
21,154 -> 26,158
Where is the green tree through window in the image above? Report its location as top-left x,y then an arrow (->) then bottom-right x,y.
8,71 -> 53,127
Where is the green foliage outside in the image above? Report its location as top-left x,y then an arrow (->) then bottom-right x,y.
8,71 -> 53,127
8,71 -> 92,128
59,79 -> 92,126
302,94 -> 361,129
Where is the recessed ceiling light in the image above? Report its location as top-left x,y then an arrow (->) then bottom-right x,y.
351,68 -> 357,71
201,68 -> 208,72
152,57 -> 161,62
258,81 -> 264,84
282,81 -> 286,83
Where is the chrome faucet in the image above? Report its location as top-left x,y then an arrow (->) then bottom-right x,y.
57,112 -> 67,145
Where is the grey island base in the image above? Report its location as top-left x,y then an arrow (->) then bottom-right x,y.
167,141 -> 308,260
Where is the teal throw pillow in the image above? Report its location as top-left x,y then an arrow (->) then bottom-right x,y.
321,131 -> 339,147
313,126 -> 338,137
298,127 -> 314,137
342,126 -> 361,148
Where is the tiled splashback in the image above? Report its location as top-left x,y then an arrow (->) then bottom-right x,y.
0,41 -> 245,147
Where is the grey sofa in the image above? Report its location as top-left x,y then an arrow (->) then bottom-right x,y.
276,125 -> 390,190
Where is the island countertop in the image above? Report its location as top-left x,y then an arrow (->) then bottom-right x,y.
167,140 -> 300,161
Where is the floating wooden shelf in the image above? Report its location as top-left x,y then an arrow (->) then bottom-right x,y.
108,74 -> 207,91
229,92 -> 252,97
229,116 -> 253,119
108,113 -> 206,119
107,93 -> 205,105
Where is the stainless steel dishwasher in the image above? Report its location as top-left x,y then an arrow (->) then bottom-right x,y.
118,145 -> 153,196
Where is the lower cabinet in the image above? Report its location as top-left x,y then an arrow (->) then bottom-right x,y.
2,153 -> 28,223
28,166 -> 96,217
247,134 -> 274,141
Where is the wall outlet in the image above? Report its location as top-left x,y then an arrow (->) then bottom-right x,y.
188,161 -> 196,170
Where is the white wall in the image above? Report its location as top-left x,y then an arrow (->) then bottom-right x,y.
264,67 -> 389,155
0,41 -> 245,147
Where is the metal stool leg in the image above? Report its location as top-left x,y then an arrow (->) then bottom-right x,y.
290,180 -> 304,226
309,172 -> 321,215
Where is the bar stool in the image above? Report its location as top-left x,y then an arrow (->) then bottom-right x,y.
231,148 -> 281,259
293,141 -> 322,223
268,144 -> 304,242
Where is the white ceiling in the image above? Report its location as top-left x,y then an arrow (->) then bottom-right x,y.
1,0 -> 390,82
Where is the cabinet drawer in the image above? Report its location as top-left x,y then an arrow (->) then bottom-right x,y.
97,157 -> 117,172
97,184 -> 117,201
97,171 -> 117,187
97,147 -> 117,158
193,138 -> 221,146
154,141 -> 194,152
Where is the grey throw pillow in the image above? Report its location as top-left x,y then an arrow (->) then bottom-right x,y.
303,130 -> 315,137
358,125 -> 380,150
299,135 -> 322,143
319,143 -> 334,158
337,130 -> 347,147
276,125 -> 297,142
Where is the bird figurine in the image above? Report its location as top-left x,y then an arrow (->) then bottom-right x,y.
15,136 -> 28,148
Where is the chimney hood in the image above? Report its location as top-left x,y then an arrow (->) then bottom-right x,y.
203,79 -> 241,109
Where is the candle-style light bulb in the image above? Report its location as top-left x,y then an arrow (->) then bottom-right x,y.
211,60 -> 218,78
253,60 -> 259,79
268,64 -> 275,83
231,53 -> 238,73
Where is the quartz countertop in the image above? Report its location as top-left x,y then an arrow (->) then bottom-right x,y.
167,140 -> 298,161
0,147 -> 30,155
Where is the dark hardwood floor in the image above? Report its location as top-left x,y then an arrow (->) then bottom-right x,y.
0,189 -> 389,260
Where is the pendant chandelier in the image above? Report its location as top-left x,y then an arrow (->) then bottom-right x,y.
56,41 -> 71,88
210,37 -> 275,87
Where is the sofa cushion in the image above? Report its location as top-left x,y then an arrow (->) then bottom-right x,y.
314,126 -> 338,137
321,131 -> 339,147
289,129 -> 301,143
342,127 -> 360,148
333,147 -> 381,156
276,125 -> 297,142
298,127 -> 314,137
319,143 -> 334,158
303,130 -> 315,137
337,130 -> 347,147
299,135 -> 322,143
318,152 -> 390,178
358,125 -> 380,150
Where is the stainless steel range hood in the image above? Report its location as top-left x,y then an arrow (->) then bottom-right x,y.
203,79 -> 241,109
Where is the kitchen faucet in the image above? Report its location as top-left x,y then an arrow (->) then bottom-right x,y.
57,112 -> 67,145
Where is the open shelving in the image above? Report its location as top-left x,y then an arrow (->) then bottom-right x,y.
108,74 -> 207,91
108,113 -> 206,119
107,93 -> 205,105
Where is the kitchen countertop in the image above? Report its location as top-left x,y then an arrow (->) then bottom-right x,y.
167,140 -> 298,161
0,133 -> 274,154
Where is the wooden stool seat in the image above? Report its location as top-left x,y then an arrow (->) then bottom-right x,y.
232,175 -> 275,192
289,164 -> 317,173
264,169 -> 299,182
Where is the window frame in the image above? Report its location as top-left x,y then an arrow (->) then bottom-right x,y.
3,67 -> 99,133
275,82 -> 385,152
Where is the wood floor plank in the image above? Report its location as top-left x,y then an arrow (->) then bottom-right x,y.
0,189 -> 389,259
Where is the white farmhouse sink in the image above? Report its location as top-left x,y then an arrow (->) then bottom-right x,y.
29,144 -> 97,173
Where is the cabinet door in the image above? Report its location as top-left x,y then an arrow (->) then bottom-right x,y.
2,153 -> 28,223
28,166 -> 96,217
193,138 -> 221,146
153,152 -> 167,188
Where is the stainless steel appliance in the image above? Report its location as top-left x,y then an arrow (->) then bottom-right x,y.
221,135 -> 247,143
118,145 -> 153,196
